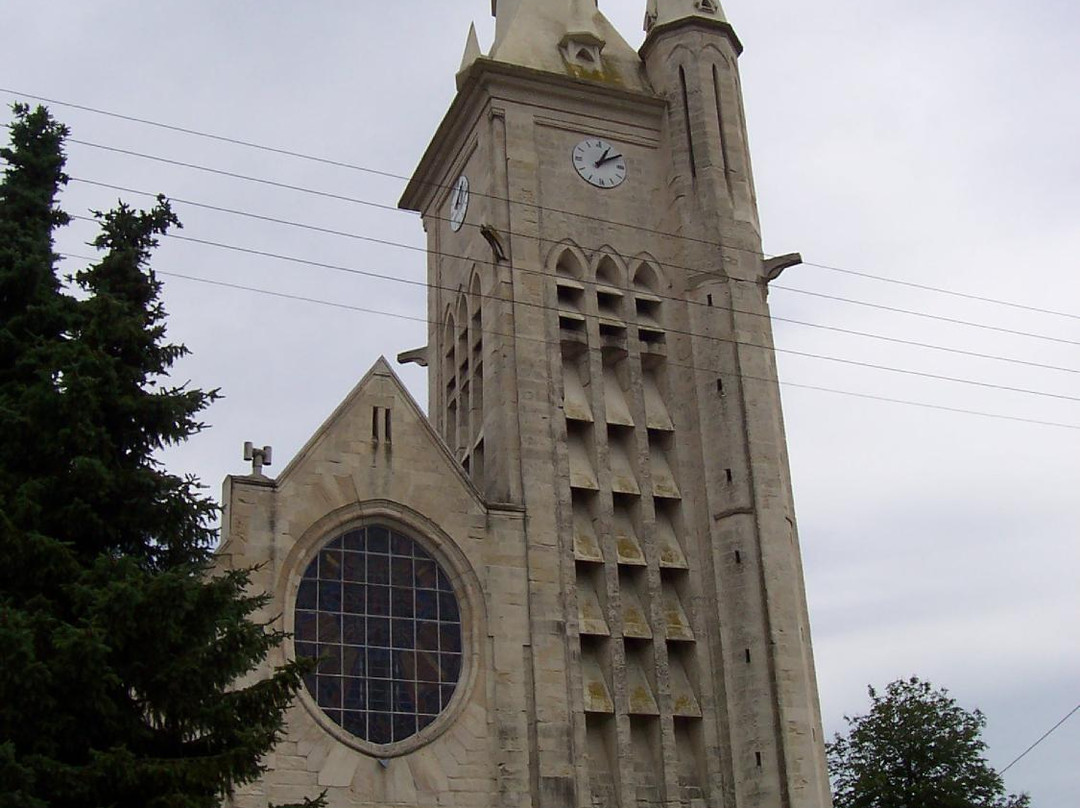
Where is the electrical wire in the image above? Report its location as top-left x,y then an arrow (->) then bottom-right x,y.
12,115 -> 1080,416
1000,703 -> 1080,774
11,128 -> 1076,349
163,228 -> 1078,375
7,86 -> 1077,323
769,284 -> 1080,348
66,175 -> 1080,355
57,250 -> 1080,432
62,137 -> 1080,345
59,179 -> 1080,373
63,214 -> 1080,405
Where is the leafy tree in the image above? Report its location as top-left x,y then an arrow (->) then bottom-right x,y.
827,677 -> 1029,808
0,105 -> 324,808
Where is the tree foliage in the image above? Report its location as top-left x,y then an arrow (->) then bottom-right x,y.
0,105 -> 324,808
827,677 -> 1029,808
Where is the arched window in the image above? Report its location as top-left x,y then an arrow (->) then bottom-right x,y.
632,262 -> 665,343
469,273 -> 483,360
443,311 -> 457,390
443,311 -> 458,451
468,273 -> 485,482
595,255 -> 625,323
455,294 -> 469,374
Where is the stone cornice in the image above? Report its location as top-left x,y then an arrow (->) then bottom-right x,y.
399,57 -> 664,214
640,16 -> 744,59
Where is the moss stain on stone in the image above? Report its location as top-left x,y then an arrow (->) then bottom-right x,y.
575,531 -> 602,561
673,694 -> 694,714
586,680 -> 613,712
617,536 -> 644,563
564,57 -> 626,87
630,686 -> 654,713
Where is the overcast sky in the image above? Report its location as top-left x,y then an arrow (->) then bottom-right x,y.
2,1 -> 1077,804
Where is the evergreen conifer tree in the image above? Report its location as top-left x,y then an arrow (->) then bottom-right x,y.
0,105 -> 324,808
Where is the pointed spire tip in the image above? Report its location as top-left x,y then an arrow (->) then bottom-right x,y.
459,22 -> 483,77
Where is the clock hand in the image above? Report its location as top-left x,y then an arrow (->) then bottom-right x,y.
594,147 -> 611,168
597,152 -> 624,167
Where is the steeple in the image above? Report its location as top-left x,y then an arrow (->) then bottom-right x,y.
228,6 -> 835,808
644,0 -> 728,34
487,0 -> 648,90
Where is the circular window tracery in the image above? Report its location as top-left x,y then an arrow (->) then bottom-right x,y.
293,524 -> 463,746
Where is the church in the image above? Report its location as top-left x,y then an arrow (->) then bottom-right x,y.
219,2 -> 832,807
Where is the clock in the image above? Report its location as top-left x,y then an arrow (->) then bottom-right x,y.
449,174 -> 470,232
572,138 -> 627,189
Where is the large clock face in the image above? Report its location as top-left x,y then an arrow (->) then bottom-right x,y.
572,138 -> 627,189
449,174 -> 469,232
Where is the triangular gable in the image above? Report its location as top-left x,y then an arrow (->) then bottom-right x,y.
275,357 -> 485,510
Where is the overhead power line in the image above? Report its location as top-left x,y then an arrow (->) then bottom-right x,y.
1000,703 -> 1080,774
61,247 -> 1080,433
4,87 -> 1075,322
769,285 -> 1080,349
66,175 -> 1080,354
64,214 -> 1080,405
57,249 -> 1080,431
162,228 -> 1079,375
19,134 -> 1077,350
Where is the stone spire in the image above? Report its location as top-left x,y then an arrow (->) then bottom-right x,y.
487,0 -> 648,90
457,22 -> 482,87
644,0 -> 728,33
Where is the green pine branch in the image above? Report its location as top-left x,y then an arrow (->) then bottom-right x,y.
0,104 -> 322,808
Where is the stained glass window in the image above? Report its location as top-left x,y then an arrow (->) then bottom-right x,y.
294,525 -> 463,745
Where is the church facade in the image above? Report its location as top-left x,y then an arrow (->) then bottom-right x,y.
220,2 -> 832,807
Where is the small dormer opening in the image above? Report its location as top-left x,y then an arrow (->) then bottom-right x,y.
560,32 -> 605,70
696,0 -> 719,14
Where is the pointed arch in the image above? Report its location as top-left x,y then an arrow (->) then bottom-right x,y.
465,268 -> 485,483
455,293 -> 470,368
593,250 -> 627,288
443,307 -> 458,379
631,255 -> 667,293
468,271 -> 484,369
442,304 -> 460,450
455,293 -> 469,331
468,266 -> 484,320
443,305 -> 457,342
662,43 -> 698,69
548,240 -> 588,279
631,257 -> 666,341
592,251 -> 628,325
701,43 -> 730,66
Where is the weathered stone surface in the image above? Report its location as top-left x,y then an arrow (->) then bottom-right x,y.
223,4 -> 831,808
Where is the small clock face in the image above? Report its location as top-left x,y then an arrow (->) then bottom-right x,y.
572,138 -> 627,189
449,175 -> 470,232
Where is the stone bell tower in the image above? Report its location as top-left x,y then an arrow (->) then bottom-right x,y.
397,1 -> 832,807
222,2 -> 830,808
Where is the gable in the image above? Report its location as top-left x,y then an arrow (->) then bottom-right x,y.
273,358 -> 485,536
